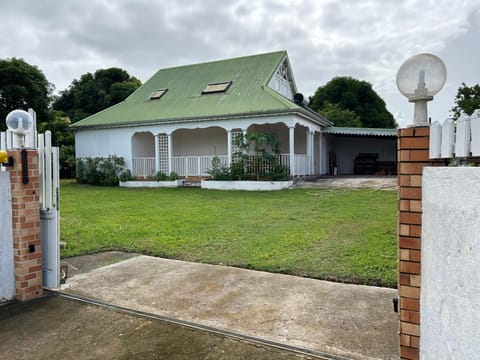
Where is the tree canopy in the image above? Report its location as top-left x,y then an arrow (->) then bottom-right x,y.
309,76 -> 397,128
0,58 -> 53,131
53,68 -> 141,122
451,82 -> 480,120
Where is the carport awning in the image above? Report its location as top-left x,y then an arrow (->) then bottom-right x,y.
322,127 -> 397,137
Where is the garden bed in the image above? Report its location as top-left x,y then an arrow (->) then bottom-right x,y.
120,180 -> 185,188
201,180 -> 293,191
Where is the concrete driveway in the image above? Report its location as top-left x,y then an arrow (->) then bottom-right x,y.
60,252 -> 398,360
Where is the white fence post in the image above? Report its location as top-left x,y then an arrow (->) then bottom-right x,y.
471,109 -> 480,156
429,121 -> 442,159
455,114 -> 471,158
440,118 -> 454,159
431,109 -> 480,160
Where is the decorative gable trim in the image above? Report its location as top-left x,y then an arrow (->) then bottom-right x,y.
267,56 -> 297,100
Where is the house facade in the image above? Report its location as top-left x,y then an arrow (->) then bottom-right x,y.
71,51 -> 333,178
72,51 -> 397,177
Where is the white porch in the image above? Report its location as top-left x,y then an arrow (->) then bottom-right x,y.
130,122 -> 323,178
132,154 -> 313,177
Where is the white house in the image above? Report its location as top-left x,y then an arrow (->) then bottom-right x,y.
71,51 -> 396,178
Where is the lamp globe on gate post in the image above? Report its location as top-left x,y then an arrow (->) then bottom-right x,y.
6,109 -> 33,148
396,53 -> 447,127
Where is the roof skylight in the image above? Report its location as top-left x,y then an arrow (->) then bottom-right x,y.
202,81 -> 232,94
149,88 -> 168,100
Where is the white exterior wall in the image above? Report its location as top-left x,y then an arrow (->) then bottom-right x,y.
332,136 -> 396,174
421,167 -> 480,360
75,127 -> 135,168
132,132 -> 155,157
0,171 -> 15,302
173,127 -> 226,156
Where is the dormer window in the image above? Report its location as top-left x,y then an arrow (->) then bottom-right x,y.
202,81 -> 232,94
149,88 -> 168,100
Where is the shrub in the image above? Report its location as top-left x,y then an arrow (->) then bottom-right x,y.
154,172 -> 168,181
119,169 -> 133,182
76,156 -> 125,186
207,156 -> 232,180
168,172 -> 179,181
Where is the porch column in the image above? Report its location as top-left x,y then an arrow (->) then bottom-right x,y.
318,133 -> 324,175
289,126 -> 295,176
227,130 -> 232,166
154,134 -> 160,174
167,133 -> 172,174
307,130 -> 314,175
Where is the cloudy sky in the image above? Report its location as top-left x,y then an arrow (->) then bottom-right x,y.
1,0 -> 479,127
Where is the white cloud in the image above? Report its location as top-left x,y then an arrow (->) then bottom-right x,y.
1,0 -> 479,124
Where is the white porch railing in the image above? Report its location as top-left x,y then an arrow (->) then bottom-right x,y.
131,153 -> 312,177
293,154 -> 310,176
172,155 -> 228,177
429,109 -> 480,159
132,157 -> 156,177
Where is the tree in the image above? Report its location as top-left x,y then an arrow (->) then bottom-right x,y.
451,83 -> 480,120
317,102 -> 362,127
309,76 -> 397,128
39,112 -> 75,178
0,58 -> 53,131
53,68 -> 141,122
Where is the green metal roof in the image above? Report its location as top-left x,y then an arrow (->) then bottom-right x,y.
322,127 -> 398,137
71,51 -> 330,129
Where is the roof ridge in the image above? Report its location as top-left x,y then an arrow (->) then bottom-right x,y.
151,50 -> 287,73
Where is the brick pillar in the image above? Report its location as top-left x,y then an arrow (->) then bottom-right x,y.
397,127 -> 441,360
8,149 -> 43,301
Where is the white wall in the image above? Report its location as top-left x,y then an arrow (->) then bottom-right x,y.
421,167 -> 480,359
75,127 -> 135,169
132,132 -> 155,157
0,171 -> 15,302
173,127 -> 226,156
332,136 -> 396,174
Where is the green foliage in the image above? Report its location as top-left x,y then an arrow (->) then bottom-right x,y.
451,83 -> 480,120
119,170 -> 133,182
168,172 -> 179,181
76,156 -> 125,186
53,68 -> 141,122
154,172 -> 168,181
317,102 -> 362,127
0,58 -> 54,130
39,112 -> 75,177
60,184 -> 398,287
154,172 -> 180,181
206,156 -> 232,180
207,133 -> 288,181
234,133 -> 288,181
309,76 -> 397,128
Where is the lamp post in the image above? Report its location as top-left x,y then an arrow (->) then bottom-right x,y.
396,53 -> 447,127
6,109 -> 33,148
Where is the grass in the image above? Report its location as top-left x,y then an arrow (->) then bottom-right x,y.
60,181 -> 398,287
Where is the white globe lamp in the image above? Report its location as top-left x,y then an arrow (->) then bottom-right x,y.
6,109 -> 33,147
396,54 -> 447,127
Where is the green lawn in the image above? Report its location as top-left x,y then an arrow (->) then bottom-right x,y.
60,181 -> 398,287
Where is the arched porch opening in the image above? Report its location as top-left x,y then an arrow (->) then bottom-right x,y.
171,127 -> 228,177
131,132 -> 155,177
247,123 -> 316,176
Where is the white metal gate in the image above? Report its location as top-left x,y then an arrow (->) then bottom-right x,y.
38,131 -> 60,289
